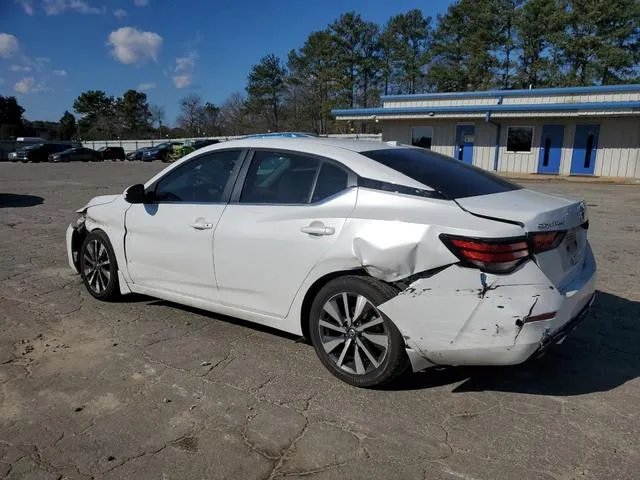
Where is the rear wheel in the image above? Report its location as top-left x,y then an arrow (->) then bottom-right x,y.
79,230 -> 120,301
309,276 -> 408,388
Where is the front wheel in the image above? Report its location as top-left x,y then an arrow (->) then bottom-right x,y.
79,230 -> 120,301
308,276 -> 408,388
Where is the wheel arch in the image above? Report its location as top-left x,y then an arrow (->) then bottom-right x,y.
299,268 -> 368,340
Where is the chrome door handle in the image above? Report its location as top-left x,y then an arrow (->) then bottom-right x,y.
300,223 -> 335,236
189,220 -> 213,230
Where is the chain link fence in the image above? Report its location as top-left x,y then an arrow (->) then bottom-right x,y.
80,134 -> 383,153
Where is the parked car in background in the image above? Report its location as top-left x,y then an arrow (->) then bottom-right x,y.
65,137 -> 596,387
12,137 -> 47,160
49,147 -> 100,163
141,142 -> 183,162
126,147 -> 149,161
241,132 -> 319,139
167,139 -> 220,162
16,142 -> 79,163
97,146 -> 126,161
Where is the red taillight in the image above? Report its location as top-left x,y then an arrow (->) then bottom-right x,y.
530,231 -> 566,253
441,235 -> 530,274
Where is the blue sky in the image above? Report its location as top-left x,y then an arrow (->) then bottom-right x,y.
0,0 -> 453,124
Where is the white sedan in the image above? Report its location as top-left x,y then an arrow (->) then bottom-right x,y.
66,137 -> 596,387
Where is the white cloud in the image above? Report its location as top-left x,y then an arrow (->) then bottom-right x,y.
138,82 -> 156,90
52,69 -> 67,76
107,27 -> 163,65
23,56 -> 50,72
0,33 -> 20,58
43,0 -> 106,15
113,8 -> 127,18
172,75 -> 192,89
13,77 -> 49,94
16,0 -> 34,15
172,51 -> 197,89
133,0 -> 149,6
9,64 -> 31,72
14,77 -> 34,93
175,51 -> 198,72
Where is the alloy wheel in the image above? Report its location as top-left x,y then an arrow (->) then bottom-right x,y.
318,292 -> 389,375
83,239 -> 111,294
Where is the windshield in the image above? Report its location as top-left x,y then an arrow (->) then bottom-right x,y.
360,148 -> 521,199
23,143 -> 44,150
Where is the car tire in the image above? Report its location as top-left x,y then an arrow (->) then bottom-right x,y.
79,230 -> 120,301
309,276 -> 409,388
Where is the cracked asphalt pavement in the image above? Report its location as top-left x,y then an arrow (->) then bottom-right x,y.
1,162 -> 639,480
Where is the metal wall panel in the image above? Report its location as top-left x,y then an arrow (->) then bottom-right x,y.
383,91 -> 640,109
381,117 -> 640,178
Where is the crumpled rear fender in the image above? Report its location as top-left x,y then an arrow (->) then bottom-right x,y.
352,221 -> 458,282
377,262 -> 563,370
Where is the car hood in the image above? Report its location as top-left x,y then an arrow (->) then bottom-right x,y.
76,194 -> 121,213
455,188 -> 587,232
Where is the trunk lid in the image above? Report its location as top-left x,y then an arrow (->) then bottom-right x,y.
456,189 -> 589,288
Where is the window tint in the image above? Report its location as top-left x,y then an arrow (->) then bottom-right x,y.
507,126 -> 533,152
154,150 -> 241,203
411,126 -> 433,149
311,163 -> 348,203
241,151 -> 320,204
360,148 -> 521,199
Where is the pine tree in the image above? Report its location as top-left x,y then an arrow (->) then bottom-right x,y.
515,0 -> 565,88
381,9 -> 432,95
246,54 -> 287,131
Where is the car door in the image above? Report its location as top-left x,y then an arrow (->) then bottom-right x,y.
214,149 -> 357,318
124,149 -> 245,302
78,148 -> 91,161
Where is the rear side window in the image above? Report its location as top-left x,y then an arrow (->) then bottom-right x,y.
312,163 -> 349,203
361,148 -> 521,199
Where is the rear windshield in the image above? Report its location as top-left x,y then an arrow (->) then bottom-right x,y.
361,148 -> 521,199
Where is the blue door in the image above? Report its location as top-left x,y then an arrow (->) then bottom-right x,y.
570,125 -> 599,175
455,125 -> 475,165
537,125 -> 564,174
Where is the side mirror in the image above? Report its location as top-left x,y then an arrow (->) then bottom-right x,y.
124,184 -> 147,204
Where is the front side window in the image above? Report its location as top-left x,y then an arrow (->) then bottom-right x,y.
154,150 -> 241,203
507,126 -> 534,152
411,126 -> 433,149
240,151 -> 321,204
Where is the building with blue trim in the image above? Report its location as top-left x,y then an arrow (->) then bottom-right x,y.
333,84 -> 640,178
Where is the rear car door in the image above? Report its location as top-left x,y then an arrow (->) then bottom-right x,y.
214,149 -> 357,318
124,149 -> 244,302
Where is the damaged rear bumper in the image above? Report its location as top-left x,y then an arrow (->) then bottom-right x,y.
378,243 -> 597,372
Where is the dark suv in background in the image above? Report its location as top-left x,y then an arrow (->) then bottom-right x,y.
97,146 -> 126,161
16,142 -> 80,163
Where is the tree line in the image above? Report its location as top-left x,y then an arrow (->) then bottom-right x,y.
1,0 -> 638,140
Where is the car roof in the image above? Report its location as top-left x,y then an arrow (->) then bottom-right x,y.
213,136 -> 397,153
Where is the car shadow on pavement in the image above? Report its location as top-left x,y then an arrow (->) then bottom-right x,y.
0,193 -> 44,208
145,299 -> 303,341
389,290 -> 640,396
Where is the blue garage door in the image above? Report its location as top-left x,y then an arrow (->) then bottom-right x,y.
537,124 -> 564,174
570,125 -> 599,175
455,125 -> 475,165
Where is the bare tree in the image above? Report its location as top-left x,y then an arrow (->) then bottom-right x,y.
219,92 -> 249,135
150,104 -> 166,138
176,94 -> 203,136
